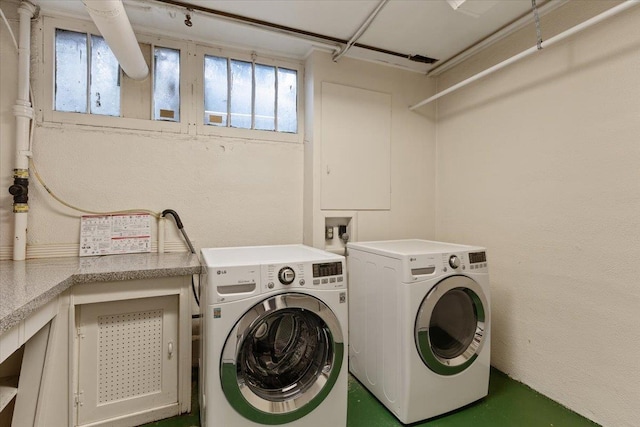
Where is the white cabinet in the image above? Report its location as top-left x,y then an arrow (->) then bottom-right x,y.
76,296 -> 179,426
70,276 -> 192,427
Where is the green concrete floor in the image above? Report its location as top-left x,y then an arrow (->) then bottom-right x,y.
141,368 -> 599,427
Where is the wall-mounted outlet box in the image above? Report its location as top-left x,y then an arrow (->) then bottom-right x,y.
322,211 -> 358,255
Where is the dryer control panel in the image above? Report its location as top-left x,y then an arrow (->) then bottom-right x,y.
401,251 -> 488,282
467,251 -> 488,271
440,251 -> 488,273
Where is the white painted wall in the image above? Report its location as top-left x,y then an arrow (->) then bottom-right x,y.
1,3 -> 436,259
26,126 -> 304,250
434,2 -> 640,426
304,51 -> 437,249
0,0 -> 304,257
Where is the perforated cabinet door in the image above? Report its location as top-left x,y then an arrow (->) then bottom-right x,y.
75,295 -> 179,426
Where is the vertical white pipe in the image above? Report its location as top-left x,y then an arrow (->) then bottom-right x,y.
332,0 -> 389,62
12,1 -> 36,261
158,217 -> 166,253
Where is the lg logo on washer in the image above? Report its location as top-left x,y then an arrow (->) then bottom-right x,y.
216,270 -> 227,275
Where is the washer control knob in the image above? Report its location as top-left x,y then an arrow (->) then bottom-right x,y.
267,282 -> 275,289
449,255 -> 460,269
278,267 -> 295,285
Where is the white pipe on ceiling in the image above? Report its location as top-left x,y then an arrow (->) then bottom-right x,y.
11,1 -> 37,261
82,0 -> 149,80
333,0 -> 389,62
410,0 -> 640,110
428,0 -> 568,77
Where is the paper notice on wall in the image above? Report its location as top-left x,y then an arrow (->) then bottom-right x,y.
80,213 -> 151,256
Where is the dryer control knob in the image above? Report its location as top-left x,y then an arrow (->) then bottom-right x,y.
278,267 -> 295,285
449,255 -> 460,269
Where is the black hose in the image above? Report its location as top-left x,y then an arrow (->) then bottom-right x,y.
162,209 -> 184,229
162,209 -> 196,254
162,209 -> 200,306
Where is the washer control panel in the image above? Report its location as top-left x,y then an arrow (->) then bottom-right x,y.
448,255 -> 460,269
312,261 -> 343,286
203,246 -> 346,303
278,267 -> 296,285
265,261 -> 345,291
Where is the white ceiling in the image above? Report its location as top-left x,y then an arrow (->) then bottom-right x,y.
35,0 -> 556,73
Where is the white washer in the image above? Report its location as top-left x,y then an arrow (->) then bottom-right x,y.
347,239 -> 491,424
200,244 -> 348,427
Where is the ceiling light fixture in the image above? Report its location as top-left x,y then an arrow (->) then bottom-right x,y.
446,0 -> 466,11
446,0 -> 499,18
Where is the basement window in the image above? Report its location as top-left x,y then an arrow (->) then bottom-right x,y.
154,47 -> 180,122
54,28 -> 181,123
204,55 -> 297,133
55,29 -> 120,116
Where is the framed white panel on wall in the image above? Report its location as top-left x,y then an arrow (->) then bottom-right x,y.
320,82 -> 391,210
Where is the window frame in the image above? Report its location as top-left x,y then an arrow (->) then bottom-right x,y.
42,16 -> 190,134
195,45 -> 302,143
39,15 -> 303,143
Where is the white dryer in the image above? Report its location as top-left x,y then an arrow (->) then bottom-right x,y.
200,244 -> 348,427
347,239 -> 490,424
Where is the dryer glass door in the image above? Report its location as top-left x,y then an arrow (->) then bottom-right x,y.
415,275 -> 489,375
220,293 -> 344,424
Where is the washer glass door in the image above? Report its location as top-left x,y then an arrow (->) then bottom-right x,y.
220,293 -> 344,424
415,275 -> 488,375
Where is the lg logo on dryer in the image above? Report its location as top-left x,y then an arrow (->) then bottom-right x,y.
217,270 -> 227,275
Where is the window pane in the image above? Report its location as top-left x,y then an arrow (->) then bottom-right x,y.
90,35 -> 120,116
204,55 -> 228,126
55,29 -> 87,113
229,59 -> 252,129
154,47 -> 180,121
254,64 -> 275,131
277,68 -> 297,133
